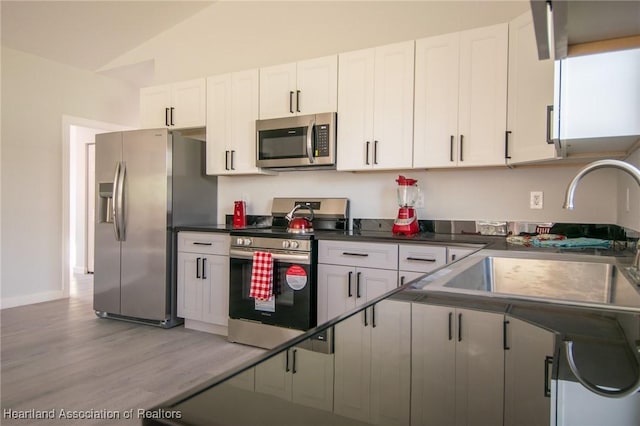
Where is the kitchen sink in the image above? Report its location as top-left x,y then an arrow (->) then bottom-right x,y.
437,253 -> 640,310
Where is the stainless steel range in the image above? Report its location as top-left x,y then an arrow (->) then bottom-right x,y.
228,197 -> 349,348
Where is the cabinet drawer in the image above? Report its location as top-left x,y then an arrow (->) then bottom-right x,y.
398,244 -> 446,273
178,232 -> 230,255
318,241 -> 398,270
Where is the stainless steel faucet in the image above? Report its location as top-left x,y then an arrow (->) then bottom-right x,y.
563,159 -> 640,272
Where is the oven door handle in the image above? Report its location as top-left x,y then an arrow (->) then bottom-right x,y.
229,249 -> 311,264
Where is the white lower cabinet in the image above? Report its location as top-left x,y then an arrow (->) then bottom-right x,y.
334,299 -> 411,425
177,232 -> 229,334
504,315 -> 555,426
412,303 -> 504,426
254,347 -> 334,412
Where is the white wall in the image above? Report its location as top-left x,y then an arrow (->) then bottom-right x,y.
217,166 -> 618,225
1,47 -> 138,308
102,1 -> 530,84
618,149 -> 640,232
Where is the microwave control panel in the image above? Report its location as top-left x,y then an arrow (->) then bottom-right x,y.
315,125 -> 330,157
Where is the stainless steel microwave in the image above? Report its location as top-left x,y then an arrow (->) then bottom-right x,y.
256,112 -> 337,170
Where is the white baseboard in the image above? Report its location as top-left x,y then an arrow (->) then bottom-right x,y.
1,290 -> 66,310
184,319 -> 228,336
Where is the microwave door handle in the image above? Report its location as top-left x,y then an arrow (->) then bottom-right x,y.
307,118 -> 315,163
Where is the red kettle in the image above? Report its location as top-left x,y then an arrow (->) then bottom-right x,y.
285,204 -> 314,233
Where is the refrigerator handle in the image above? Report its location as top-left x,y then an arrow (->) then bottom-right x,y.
115,162 -> 126,241
112,162 -> 121,241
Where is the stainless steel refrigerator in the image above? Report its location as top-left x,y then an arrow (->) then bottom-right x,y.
94,128 -> 216,328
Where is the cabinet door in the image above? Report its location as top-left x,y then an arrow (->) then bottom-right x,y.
372,41 -> 415,170
370,300 -> 411,426
507,12 -> 556,164
206,73 -> 232,175
317,264 -> 355,323
230,69 -> 260,173
259,62 -> 297,119
411,303 -> 456,426
171,78 -> 206,128
201,254 -> 229,326
447,247 -> 476,263
337,48 -> 375,171
504,316 -> 555,426
455,308 -> 504,426
291,348 -> 334,412
334,310 -> 371,423
140,84 -> 171,128
358,267 -> 399,305
458,23 -> 508,167
414,33 -> 460,168
177,252 -> 203,320
398,271 -> 425,287
296,55 -> 338,115
254,351 -> 292,401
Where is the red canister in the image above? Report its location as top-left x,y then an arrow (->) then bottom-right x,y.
233,201 -> 247,228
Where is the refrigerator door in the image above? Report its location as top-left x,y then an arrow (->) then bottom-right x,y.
120,128 -> 171,320
94,131 -> 123,314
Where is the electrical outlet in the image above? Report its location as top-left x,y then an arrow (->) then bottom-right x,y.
530,191 -> 543,209
416,192 -> 425,208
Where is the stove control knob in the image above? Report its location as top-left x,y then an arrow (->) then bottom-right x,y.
290,241 -> 299,249
282,240 -> 290,249
235,238 -> 244,246
243,238 -> 252,246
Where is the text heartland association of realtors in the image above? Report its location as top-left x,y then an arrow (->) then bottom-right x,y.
3,408 -> 182,420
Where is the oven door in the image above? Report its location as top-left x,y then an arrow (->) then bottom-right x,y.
229,249 -> 316,330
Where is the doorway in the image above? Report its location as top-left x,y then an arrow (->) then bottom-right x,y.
64,116 -> 130,300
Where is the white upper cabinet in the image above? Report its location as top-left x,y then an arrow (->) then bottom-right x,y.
414,33 -> 460,168
206,69 -> 266,175
338,41 -> 415,171
140,78 -> 206,129
506,12 -> 556,164
259,55 -> 337,119
414,23 -> 508,168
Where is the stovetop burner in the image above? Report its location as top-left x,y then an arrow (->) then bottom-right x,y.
229,197 -> 349,240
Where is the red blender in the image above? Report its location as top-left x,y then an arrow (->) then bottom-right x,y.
392,175 -> 420,235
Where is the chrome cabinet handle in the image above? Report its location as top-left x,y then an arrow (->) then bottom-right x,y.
546,105 -> 554,144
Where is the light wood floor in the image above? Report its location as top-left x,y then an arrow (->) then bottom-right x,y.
1,274 -> 263,425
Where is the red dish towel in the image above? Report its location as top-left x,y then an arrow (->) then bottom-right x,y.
249,251 -> 274,301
